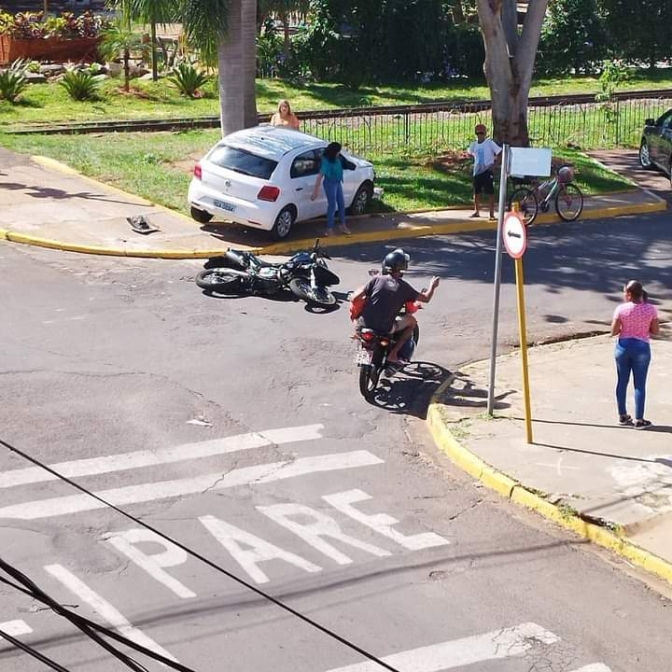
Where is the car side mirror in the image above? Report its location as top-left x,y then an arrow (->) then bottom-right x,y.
645,118 -> 655,126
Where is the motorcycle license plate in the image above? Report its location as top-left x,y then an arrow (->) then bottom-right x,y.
214,199 -> 236,213
354,348 -> 373,365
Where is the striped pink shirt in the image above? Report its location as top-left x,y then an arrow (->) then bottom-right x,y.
613,301 -> 658,342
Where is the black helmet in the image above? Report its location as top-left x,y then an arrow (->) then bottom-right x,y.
382,248 -> 410,274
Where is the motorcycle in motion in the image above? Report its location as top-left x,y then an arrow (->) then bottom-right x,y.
195,239 -> 339,308
353,292 -> 422,401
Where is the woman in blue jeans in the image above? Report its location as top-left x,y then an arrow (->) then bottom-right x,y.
610,280 -> 659,429
311,142 -> 352,236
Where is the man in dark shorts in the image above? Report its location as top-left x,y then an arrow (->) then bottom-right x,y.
351,249 -> 440,365
467,123 -> 502,220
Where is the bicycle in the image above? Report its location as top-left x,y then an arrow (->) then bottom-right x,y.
508,165 -> 584,226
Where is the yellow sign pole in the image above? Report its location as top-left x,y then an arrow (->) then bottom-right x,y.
514,256 -> 533,443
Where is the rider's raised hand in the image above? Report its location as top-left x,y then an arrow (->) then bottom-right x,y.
430,276 -> 440,289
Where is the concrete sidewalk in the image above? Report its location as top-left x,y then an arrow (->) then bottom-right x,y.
0,149 -> 667,259
428,328 -> 672,586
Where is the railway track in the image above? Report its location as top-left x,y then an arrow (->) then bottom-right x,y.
5,88 -> 672,135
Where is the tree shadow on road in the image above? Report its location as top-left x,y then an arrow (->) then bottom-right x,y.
327,214 -> 672,306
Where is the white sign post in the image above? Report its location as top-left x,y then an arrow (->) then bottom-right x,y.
487,146 -> 550,421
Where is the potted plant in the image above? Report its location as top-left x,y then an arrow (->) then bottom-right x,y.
0,11 -> 110,65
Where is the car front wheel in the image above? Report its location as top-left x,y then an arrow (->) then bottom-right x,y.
191,206 -> 214,223
271,206 -> 296,240
639,139 -> 653,170
348,182 -> 373,216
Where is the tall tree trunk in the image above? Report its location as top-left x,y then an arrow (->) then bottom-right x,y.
217,0 -> 258,135
242,0 -> 258,128
477,0 -> 548,146
218,0 -> 245,135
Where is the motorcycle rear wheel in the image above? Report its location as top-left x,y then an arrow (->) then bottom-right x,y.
289,277 -> 337,307
195,269 -> 245,293
359,364 -> 380,400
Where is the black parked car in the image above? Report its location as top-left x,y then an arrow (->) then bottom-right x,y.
639,109 -> 672,185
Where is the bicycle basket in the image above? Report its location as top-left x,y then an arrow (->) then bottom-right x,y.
557,166 -> 574,184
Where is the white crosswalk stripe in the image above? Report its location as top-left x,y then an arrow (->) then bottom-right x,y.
323,623 -> 612,672
0,424 -> 324,489
0,620 -> 32,638
0,450 -> 384,520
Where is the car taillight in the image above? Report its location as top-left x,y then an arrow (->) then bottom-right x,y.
258,185 -> 280,202
194,164 -> 202,180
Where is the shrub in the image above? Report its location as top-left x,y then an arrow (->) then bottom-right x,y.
537,0 -> 606,75
444,23 -> 485,80
59,68 -> 100,101
0,58 -> 29,103
256,32 -> 283,78
0,10 -> 109,39
166,63 -> 210,98
0,11 -> 46,38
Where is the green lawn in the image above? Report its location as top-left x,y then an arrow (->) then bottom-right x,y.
1,69 -> 671,128
0,69 -> 644,213
0,129 -> 634,215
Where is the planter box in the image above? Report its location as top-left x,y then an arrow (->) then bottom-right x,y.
0,35 -> 100,65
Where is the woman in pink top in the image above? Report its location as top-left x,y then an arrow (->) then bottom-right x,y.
610,280 -> 659,428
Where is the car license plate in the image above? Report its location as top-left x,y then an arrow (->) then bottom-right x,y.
214,199 -> 236,212
354,348 -> 373,365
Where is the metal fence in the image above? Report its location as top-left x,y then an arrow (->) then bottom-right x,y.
298,93 -> 672,156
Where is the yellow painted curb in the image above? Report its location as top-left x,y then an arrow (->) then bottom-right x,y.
579,201 -> 668,221
2,230 -> 236,259
6,154 -> 666,259
261,219 -> 500,256
426,378 -> 672,586
0,217 -> 499,259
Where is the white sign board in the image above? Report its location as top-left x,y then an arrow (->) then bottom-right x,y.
503,212 -> 527,259
510,147 -> 552,177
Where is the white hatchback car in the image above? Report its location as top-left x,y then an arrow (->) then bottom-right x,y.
187,125 -> 376,239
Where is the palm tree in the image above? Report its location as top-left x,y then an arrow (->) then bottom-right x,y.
107,0 -> 178,82
129,0 -> 179,81
109,0 -> 258,135
179,0 -> 257,135
180,0 -> 258,135
242,0 -> 259,128
259,0 -> 309,62
99,23 -> 148,92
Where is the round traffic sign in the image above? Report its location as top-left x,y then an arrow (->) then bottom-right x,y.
503,211 -> 527,258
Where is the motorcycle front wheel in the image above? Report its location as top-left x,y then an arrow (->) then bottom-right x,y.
195,269 -> 246,293
289,277 -> 337,307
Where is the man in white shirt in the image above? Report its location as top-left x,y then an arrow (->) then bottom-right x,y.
467,123 -> 502,220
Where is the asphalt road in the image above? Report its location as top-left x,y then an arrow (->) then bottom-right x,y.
1,213 -> 672,672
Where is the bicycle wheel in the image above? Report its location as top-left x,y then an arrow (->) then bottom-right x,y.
508,187 -> 538,226
555,183 -> 584,221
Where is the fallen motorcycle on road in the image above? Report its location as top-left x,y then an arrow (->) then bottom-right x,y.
195,239 -> 339,309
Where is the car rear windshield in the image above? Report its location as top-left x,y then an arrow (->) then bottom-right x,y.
207,145 -> 278,180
